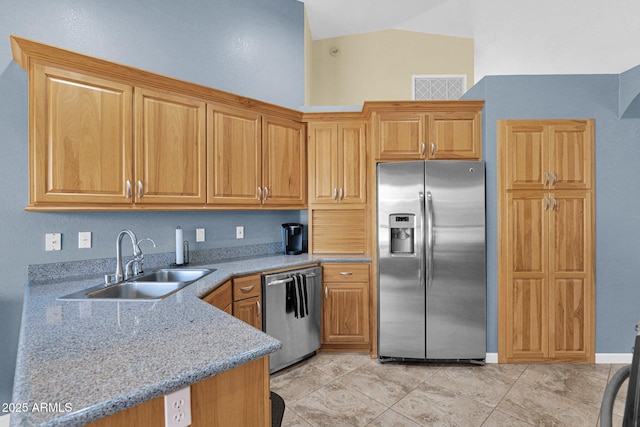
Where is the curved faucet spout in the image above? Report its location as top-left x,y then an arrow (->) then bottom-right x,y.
115,229 -> 139,283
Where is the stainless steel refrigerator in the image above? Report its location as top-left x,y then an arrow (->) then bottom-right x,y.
377,160 -> 486,363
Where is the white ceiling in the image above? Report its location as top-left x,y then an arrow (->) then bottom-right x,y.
300,0 -> 473,40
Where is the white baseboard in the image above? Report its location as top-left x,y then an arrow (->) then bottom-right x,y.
596,353 -> 633,364
485,353 -> 498,363
0,414 -> 10,427
485,353 -> 632,364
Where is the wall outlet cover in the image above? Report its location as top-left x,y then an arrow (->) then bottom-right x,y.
236,226 -> 244,239
164,386 -> 191,427
45,233 -> 61,251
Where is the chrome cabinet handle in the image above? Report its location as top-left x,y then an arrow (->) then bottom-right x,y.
263,187 -> 269,201
430,142 -> 435,155
126,180 -> 132,199
257,187 -> 262,201
420,142 -> 426,155
137,180 -> 143,199
240,285 -> 255,292
256,301 -> 261,316
544,172 -> 550,186
339,188 -> 344,201
333,188 -> 338,200
324,286 -> 328,299
544,196 -> 550,211
551,172 -> 557,186
339,271 -> 352,276
552,196 -> 557,211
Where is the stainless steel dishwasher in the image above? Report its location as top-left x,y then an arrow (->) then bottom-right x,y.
262,266 -> 322,373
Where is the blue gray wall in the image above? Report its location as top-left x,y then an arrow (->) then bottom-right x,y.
464,74 -> 640,355
0,0 -> 304,406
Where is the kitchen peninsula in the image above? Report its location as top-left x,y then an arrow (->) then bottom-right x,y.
11,253 -> 369,426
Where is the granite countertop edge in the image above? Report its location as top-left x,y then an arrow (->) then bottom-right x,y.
12,253 -> 371,427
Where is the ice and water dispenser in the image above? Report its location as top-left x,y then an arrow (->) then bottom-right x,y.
389,214 -> 415,255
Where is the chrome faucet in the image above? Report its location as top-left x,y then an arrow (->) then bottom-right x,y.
109,229 -> 156,284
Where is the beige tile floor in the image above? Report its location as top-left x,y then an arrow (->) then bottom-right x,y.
270,352 -> 629,427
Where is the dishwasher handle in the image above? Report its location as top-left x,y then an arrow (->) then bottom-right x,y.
266,273 -> 317,287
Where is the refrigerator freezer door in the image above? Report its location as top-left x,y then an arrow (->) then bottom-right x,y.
425,160 -> 486,360
377,161 -> 426,359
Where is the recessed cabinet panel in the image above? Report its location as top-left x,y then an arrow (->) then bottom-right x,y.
261,116 -> 306,206
375,112 -> 425,159
207,104 -> 262,205
32,64 -> 133,205
429,111 -> 481,160
135,88 -> 207,204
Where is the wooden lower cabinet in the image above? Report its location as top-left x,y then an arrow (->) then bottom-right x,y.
87,357 -> 270,427
321,263 -> 371,350
202,280 -> 232,314
232,274 -> 263,330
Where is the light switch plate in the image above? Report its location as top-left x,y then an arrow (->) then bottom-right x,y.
45,233 -> 61,251
196,228 -> 205,242
78,232 -> 92,249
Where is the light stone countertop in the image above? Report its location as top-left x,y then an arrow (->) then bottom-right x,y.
11,253 -> 371,427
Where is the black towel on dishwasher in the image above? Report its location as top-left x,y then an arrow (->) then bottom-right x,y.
296,274 -> 305,318
301,274 -> 309,316
286,278 -> 296,314
292,275 -> 300,318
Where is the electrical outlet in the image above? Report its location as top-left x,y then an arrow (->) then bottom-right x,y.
45,233 -> 61,251
236,226 -> 244,239
196,228 -> 205,242
164,386 -> 191,427
78,232 -> 92,249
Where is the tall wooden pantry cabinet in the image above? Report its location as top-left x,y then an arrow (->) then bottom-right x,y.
497,119 -> 595,363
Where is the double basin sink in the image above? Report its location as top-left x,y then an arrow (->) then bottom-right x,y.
59,268 -> 215,301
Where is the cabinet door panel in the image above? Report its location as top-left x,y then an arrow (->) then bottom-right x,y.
501,122 -> 548,190
322,283 -> 369,344
505,278 -> 548,360
308,123 -> 338,203
507,193 -> 548,274
32,64 -> 133,205
550,278 -> 587,357
207,104 -> 261,205
375,112 -> 425,160
262,116 -> 306,206
429,111 -> 480,160
549,121 -> 593,190
135,88 -> 206,204
338,123 -> 367,204
233,297 -> 262,330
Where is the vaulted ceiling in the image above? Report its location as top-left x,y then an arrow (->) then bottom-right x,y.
300,0 -> 473,40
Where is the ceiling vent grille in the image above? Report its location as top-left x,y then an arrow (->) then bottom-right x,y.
412,75 -> 467,100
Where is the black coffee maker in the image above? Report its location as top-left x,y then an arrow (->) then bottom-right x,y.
281,223 -> 303,255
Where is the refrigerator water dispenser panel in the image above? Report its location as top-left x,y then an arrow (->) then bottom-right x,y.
390,214 -> 415,254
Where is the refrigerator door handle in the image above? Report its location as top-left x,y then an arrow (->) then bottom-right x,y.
419,191 -> 426,288
426,191 -> 434,288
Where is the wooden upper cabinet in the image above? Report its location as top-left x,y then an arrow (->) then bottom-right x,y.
207,104 -> 262,205
30,63 -> 133,206
374,112 -> 426,160
261,115 -> 306,207
134,87 -> 207,204
500,120 -> 594,191
372,103 -> 482,161
429,111 -> 481,160
308,122 -> 366,205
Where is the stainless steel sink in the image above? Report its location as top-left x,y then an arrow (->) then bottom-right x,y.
135,268 -> 213,283
59,268 -> 215,301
